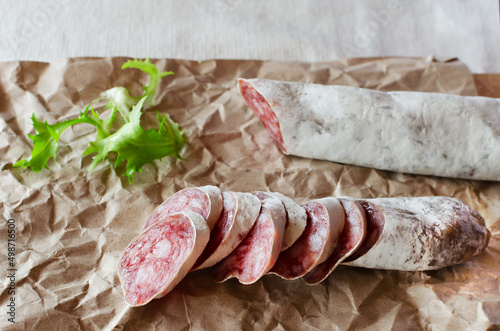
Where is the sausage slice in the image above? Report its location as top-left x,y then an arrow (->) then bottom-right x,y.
303,198 -> 367,284
144,185 -> 223,230
212,194 -> 286,284
269,197 -> 345,280
118,211 -> 209,306
192,192 -> 261,270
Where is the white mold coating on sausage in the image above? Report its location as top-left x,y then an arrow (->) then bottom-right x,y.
239,78 -> 500,180
343,196 -> 490,271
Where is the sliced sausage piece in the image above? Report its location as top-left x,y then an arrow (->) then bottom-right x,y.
303,198 -> 367,284
342,199 -> 384,263
212,194 -> 287,284
192,192 -> 261,270
143,185 -> 223,231
254,191 -> 308,251
118,211 -> 209,307
269,197 -> 345,280
342,196 -> 491,270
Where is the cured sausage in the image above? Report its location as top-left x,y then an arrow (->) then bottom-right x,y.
192,192 -> 261,270
303,198 -> 367,284
117,186 -> 492,306
269,197 -> 345,280
238,78 -> 500,181
143,185 -> 223,231
118,211 -> 209,307
253,191 -> 307,251
212,194 -> 287,284
343,196 -> 491,270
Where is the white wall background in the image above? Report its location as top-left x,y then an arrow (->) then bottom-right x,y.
1,0 -> 499,72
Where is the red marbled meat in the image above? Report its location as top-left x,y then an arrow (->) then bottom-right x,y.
269,197 -> 345,280
254,191 -> 307,251
118,211 -> 209,307
303,198 -> 367,284
342,200 -> 384,263
212,195 -> 286,284
192,192 -> 261,270
143,186 -> 222,231
238,79 -> 287,152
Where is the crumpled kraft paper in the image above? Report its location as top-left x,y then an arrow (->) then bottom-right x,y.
0,56 -> 498,330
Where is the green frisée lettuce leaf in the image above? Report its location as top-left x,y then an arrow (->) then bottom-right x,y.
13,106 -> 116,172
83,97 -> 187,184
14,58 -> 185,183
102,58 -> 174,123
101,87 -> 137,123
121,58 -> 174,108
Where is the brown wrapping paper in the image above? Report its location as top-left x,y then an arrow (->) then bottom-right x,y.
0,56 -> 499,330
